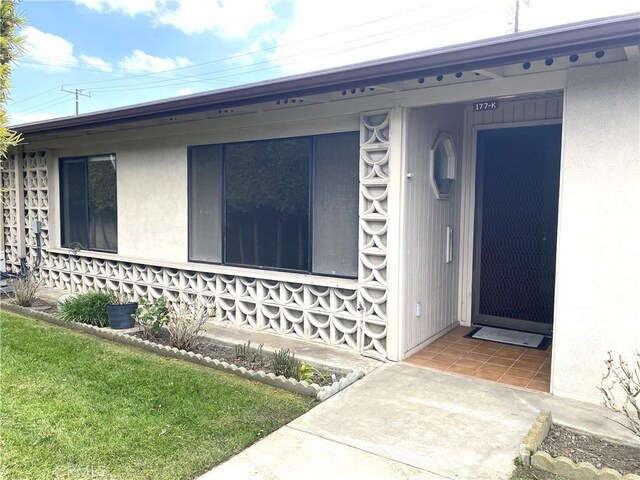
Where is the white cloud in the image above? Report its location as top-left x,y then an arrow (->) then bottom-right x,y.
176,87 -> 193,95
22,26 -> 77,71
266,0 -> 640,75
22,26 -> 112,74
118,49 -> 192,73
77,0 -> 279,37
155,0 -> 277,37
79,54 -> 112,72
75,0 -> 158,16
267,0 -> 500,75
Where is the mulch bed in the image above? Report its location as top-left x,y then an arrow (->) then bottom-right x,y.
130,329 -> 342,387
538,424 -> 640,475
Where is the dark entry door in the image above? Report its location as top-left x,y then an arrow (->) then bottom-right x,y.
473,125 -> 562,335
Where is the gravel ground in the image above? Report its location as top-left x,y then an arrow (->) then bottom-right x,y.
538,424 -> 640,475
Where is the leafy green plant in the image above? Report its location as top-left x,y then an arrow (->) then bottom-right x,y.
297,364 -> 315,383
58,292 -> 112,327
135,297 -> 169,339
271,348 -> 300,379
1,0 -> 25,173
297,363 -> 334,385
8,272 -> 41,307
166,300 -> 216,351
235,340 -> 264,363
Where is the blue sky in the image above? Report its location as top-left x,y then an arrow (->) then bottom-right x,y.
8,0 -> 638,125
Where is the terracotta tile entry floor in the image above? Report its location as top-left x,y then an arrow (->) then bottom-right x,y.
405,326 -> 552,392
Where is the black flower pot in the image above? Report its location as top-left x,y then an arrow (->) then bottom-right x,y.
107,302 -> 138,329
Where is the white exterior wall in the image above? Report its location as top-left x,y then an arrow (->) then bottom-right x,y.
553,60 -> 640,403
118,143 -> 188,262
46,114 -> 360,265
402,104 -> 464,355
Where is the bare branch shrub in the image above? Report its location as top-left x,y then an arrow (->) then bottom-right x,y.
599,351 -> 640,437
9,273 -> 41,307
166,299 -> 215,351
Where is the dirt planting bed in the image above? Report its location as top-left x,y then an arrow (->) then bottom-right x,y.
538,424 -> 640,475
130,330 -> 343,387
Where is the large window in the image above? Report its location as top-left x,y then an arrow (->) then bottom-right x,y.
60,154 -> 118,252
189,132 -> 359,277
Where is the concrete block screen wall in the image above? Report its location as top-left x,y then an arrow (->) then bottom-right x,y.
1,110 -> 393,361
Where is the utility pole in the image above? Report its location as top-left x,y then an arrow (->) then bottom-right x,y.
514,0 -> 530,33
61,87 -> 91,115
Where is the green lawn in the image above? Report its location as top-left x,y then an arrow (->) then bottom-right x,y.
0,311 -> 314,480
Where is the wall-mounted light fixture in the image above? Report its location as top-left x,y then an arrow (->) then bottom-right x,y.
430,132 -> 456,200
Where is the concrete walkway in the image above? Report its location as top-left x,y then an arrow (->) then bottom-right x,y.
199,363 -> 639,480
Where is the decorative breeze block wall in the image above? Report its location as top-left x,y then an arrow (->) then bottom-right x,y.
1,111 -> 391,359
358,111 -> 390,359
1,154 -> 20,270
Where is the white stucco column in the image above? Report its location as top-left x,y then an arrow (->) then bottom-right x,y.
385,105 -> 407,361
552,60 -> 640,403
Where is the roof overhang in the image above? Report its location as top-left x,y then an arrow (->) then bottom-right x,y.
12,13 -> 640,136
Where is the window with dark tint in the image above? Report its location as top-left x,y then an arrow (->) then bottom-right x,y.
189,145 -> 223,262
312,133 -> 359,276
188,132 -> 359,277
226,138 -> 310,271
60,154 -> 117,252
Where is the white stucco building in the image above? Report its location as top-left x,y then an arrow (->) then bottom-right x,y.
3,14 -> 639,404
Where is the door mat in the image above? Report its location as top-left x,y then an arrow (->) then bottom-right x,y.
467,326 -> 550,350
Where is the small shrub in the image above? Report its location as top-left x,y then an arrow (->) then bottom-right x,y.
599,351 -> 640,437
58,292 -> 112,327
109,292 -> 134,305
9,273 -> 42,307
298,363 -> 334,385
298,363 -> 315,383
272,348 -> 300,379
235,340 -> 264,363
166,300 -> 215,351
135,297 -> 169,339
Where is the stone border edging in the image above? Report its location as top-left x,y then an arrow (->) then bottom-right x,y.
531,451 -> 640,480
520,409 -> 640,480
519,410 -> 552,467
1,302 -> 364,402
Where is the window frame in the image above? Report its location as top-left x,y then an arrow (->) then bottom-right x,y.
59,153 -> 118,254
187,132 -> 359,279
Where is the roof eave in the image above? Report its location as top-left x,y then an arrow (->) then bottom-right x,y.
12,13 -> 640,135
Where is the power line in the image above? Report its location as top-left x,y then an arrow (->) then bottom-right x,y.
11,1 -> 488,114
61,1 -> 449,88
9,86 -> 62,106
90,6 -> 483,94
17,95 -> 70,115
20,0 -> 465,96
88,6 -> 482,93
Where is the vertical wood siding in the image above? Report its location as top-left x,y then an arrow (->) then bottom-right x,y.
402,104 -> 464,353
471,97 -> 563,126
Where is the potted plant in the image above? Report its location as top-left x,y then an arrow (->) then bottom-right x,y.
106,292 -> 138,329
